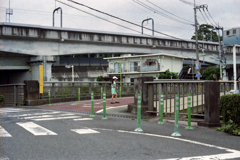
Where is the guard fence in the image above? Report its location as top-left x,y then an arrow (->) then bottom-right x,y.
145,81 -> 238,117
42,81 -> 134,99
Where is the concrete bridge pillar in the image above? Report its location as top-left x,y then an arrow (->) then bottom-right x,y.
29,56 -> 55,82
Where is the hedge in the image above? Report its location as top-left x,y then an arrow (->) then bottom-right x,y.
0,95 -> 5,106
219,94 -> 240,124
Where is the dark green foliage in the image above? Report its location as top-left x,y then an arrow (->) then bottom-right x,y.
219,94 -> 240,124
191,24 -> 222,42
202,66 -> 220,80
217,120 -> 240,136
218,94 -> 240,135
96,76 -> 104,82
0,95 -> 5,106
158,69 -> 178,79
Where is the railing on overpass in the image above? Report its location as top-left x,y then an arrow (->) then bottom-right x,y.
145,80 -> 237,117
0,83 -> 25,106
43,81 -> 134,99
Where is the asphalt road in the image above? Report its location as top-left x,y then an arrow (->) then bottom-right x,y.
0,107 -> 240,160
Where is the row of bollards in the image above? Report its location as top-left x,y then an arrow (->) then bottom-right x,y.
47,88 -> 193,136
135,93 -> 193,136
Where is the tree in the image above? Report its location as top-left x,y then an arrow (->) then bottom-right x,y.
191,24 -> 222,42
158,69 -> 178,79
202,66 -> 220,80
96,76 -> 104,81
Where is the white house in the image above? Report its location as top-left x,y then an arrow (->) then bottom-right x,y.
104,53 -> 186,82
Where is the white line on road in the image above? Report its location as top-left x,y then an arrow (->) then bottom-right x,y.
71,129 -> 100,134
115,130 -> 240,160
0,156 -> 10,160
33,116 -> 80,121
0,108 -> 31,114
96,105 -> 127,113
7,111 -> 61,117
73,118 -> 93,121
21,113 -> 76,119
16,122 -> 57,136
0,126 -> 12,137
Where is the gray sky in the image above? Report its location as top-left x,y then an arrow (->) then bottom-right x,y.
0,0 -> 239,40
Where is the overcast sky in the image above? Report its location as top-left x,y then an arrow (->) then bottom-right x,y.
0,0 -> 239,40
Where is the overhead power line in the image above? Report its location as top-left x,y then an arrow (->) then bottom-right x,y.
132,0 -> 192,25
56,0 -> 205,50
146,0 -> 193,23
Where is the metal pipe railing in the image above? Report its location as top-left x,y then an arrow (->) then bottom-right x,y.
53,7 -> 62,27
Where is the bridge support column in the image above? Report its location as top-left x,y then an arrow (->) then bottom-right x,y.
29,56 -> 55,82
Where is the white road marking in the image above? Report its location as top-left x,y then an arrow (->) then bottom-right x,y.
112,129 -> 240,160
7,111 -> 61,117
0,126 -> 12,137
33,116 -> 80,121
96,105 -> 127,113
71,129 -> 100,134
0,156 -> 10,160
73,118 -> 93,121
21,113 -> 76,119
0,108 -> 31,113
81,105 -> 92,107
16,122 -> 57,136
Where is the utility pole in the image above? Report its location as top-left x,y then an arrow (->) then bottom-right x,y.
194,0 -> 199,62
215,24 -> 224,80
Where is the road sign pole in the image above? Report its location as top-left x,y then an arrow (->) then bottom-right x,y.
171,94 -> 181,136
48,89 -> 52,106
101,87 -> 103,100
90,91 -> 95,117
134,93 -> 143,132
102,92 -> 108,120
158,93 -> 164,124
186,94 -> 193,129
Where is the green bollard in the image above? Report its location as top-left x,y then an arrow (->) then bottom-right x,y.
102,92 -> 108,120
134,93 -> 143,132
101,87 -> 103,100
48,89 -> 52,106
90,91 -> 95,117
158,93 -> 164,124
171,94 -> 181,136
78,88 -> 80,102
186,93 -> 193,129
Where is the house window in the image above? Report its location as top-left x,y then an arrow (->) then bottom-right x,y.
130,62 -> 138,72
143,59 -> 157,66
233,29 -> 236,34
226,31 -> 230,35
114,63 -> 120,73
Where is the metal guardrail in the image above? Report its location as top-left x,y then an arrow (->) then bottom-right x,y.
145,81 -> 237,117
43,81 -> 134,99
0,83 -> 25,106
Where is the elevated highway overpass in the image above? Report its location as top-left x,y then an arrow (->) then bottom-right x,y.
0,22 -> 240,84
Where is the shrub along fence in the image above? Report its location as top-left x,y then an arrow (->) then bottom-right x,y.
218,94 -> 240,135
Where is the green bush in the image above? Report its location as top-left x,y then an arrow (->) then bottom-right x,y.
218,94 -> 240,135
217,120 -> 240,136
0,95 -> 5,106
219,94 -> 240,124
158,69 -> 178,79
202,66 -> 220,80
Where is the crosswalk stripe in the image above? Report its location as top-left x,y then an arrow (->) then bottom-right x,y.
33,116 -> 80,121
7,111 -> 61,117
71,129 -> 100,134
0,156 -> 10,160
16,122 -> 57,136
73,118 -> 93,121
0,126 -> 12,137
0,108 -> 31,114
21,113 -> 76,120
